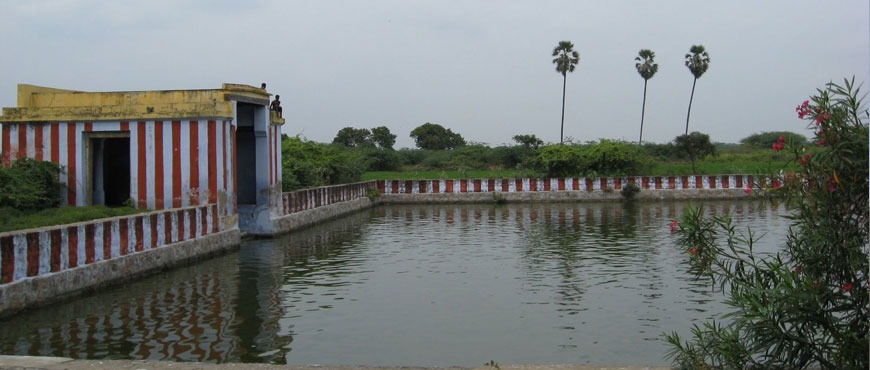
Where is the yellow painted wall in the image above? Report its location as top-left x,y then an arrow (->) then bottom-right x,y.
1,83 -> 284,125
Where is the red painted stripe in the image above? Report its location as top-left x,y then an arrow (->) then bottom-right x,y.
67,226 -> 78,268
655,177 -> 663,189
1,236 -> 14,283
668,176 -> 676,189
681,176 -> 690,189
84,122 -> 93,132
207,121 -> 217,204
119,219 -> 129,256
460,180 -> 468,193
149,214 -> 159,248
26,233 -> 39,277
134,216 -> 144,252
189,121 -> 200,205
529,179 -> 538,191
154,122 -> 164,209
377,180 -> 385,194
736,175 -> 744,188
515,179 -> 523,191
599,178 -> 606,191
164,213 -> 172,244
721,175 -> 730,189
222,121 -> 227,200
17,124 -> 26,160
614,178 -> 622,190
34,125 -> 43,161
84,224 -> 95,264
103,221 -> 113,260
558,178 -> 565,191
695,176 -> 703,188
121,121 -> 129,131
172,121 -> 182,208
473,180 -> 481,192
488,179 -> 496,192
585,178 -> 593,191
212,205 -> 219,233
67,124 -> 77,206
137,123 -> 147,209
50,123 -> 59,164
572,178 -> 579,191
189,209 -> 197,239
200,207 -> 208,236
502,179 -> 509,192
708,176 -> 717,188
176,210 -> 186,241
1,125 -> 10,166
50,229 -> 61,272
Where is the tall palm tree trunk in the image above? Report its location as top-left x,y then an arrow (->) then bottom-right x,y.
560,73 -> 567,144
639,80 -> 648,144
685,77 -> 697,134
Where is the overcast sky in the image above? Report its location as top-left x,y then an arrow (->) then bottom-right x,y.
1,1 -> 867,149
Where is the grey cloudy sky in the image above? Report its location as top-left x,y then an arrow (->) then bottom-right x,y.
1,0 -> 867,149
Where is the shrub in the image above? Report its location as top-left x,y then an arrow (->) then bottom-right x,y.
526,144 -> 587,177
580,139 -> 648,176
665,78 -> 868,369
0,158 -> 63,211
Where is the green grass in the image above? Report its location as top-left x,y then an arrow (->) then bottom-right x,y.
0,206 -> 145,233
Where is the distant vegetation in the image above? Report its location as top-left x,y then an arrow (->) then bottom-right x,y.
281,129 -> 806,190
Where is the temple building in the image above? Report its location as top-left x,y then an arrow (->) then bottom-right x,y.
0,83 -> 285,233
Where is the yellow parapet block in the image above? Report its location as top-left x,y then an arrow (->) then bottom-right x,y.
1,83 -> 277,123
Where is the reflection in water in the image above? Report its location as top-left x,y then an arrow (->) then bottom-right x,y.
0,201 -> 787,366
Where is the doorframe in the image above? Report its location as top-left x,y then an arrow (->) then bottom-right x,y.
84,131 -> 130,206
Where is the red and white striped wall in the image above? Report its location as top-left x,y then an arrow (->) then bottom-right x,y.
281,182 -> 374,215
0,204 -> 219,285
377,175 -> 753,194
1,120 -> 237,215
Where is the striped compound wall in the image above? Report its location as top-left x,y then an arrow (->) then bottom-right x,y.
1,120 -> 282,217
280,182 -> 375,216
0,204 -> 219,285
377,175 -> 753,195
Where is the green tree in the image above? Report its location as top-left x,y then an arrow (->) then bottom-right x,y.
332,127 -> 372,148
684,45 -> 710,134
512,134 -> 544,149
635,49 -> 658,144
370,126 -> 396,149
739,131 -> 809,149
552,40 -> 580,144
409,122 -> 465,150
674,131 -> 716,174
666,78 -> 868,370
0,158 -> 63,211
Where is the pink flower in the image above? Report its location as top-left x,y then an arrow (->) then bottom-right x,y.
844,282 -> 854,292
796,100 -> 811,119
689,247 -> 699,255
771,179 -> 782,189
669,219 -> 679,233
744,184 -> 753,194
815,111 -> 831,125
772,142 -> 784,152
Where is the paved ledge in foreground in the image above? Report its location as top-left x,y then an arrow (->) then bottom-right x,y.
0,356 -> 669,370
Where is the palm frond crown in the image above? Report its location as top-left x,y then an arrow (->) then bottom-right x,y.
635,49 -> 659,81
685,45 -> 710,79
552,41 -> 580,76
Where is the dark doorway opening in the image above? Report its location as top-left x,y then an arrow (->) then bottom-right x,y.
102,138 -> 130,206
236,103 -> 257,205
89,135 -> 131,207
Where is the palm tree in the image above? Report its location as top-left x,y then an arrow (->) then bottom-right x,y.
684,45 -> 710,134
635,49 -> 658,145
552,40 -> 580,144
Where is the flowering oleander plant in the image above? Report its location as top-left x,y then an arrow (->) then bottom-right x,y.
664,78 -> 868,369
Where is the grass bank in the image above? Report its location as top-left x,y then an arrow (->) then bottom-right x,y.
0,206 -> 145,233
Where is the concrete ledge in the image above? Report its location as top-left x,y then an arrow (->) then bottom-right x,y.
0,228 -> 240,318
272,197 -> 376,235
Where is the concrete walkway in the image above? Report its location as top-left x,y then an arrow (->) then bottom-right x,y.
0,356 -> 669,370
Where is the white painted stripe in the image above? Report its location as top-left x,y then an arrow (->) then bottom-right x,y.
38,231 -> 50,275
74,123 -> 85,205
129,121 -> 139,206
111,220 -> 120,258
25,125 -> 36,158
143,122 -> 156,210
76,225 -> 85,267
13,234 -> 26,281
179,121 -> 191,207
94,223 -> 104,261
162,122 -> 174,209
57,124 -> 69,205
198,120 -> 208,205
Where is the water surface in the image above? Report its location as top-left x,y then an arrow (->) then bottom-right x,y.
0,201 -> 789,366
